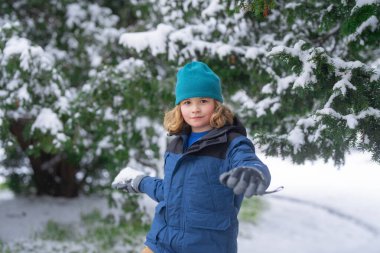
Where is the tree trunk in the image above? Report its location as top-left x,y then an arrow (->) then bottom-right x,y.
10,119 -> 79,197
29,154 -> 79,197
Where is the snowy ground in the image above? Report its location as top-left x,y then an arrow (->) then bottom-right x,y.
238,150 -> 380,253
1,151 -> 379,253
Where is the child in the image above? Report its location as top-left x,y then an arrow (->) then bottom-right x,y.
113,61 -> 271,253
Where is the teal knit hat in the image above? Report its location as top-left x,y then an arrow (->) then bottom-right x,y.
175,61 -> 223,105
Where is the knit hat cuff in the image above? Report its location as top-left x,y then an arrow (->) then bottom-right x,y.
175,92 -> 223,105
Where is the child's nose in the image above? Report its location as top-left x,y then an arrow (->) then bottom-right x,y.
191,104 -> 201,113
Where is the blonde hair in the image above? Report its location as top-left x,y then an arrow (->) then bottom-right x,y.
163,100 -> 234,135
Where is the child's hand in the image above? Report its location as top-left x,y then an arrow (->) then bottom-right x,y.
111,166 -> 147,193
219,166 -> 267,197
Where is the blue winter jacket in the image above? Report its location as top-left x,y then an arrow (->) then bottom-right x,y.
139,117 -> 271,253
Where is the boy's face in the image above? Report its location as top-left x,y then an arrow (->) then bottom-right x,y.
180,97 -> 215,133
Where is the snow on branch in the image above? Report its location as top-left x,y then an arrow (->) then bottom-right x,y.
322,56 -> 375,109
231,90 -> 280,117
245,46 -> 267,60
287,114 -> 327,153
31,108 -> 67,148
2,37 -> 54,72
31,108 -> 64,135
268,41 -> 319,88
1,29 -> 69,120
352,0 -> 379,12
287,126 -> 305,152
317,107 -> 380,129
201,0 -> 225,18
115,58 -> 146,77
178,39 -> 245,62
66,3 -> 119,29
332,72 -> 357,95
117,4 -> 266,63
119,24 -> 174,56
345,16 -> 379,43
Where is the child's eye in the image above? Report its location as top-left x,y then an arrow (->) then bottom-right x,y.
200,99 -> 209,103
182,100 -> 191,105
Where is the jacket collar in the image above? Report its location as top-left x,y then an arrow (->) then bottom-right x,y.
177,116 -> 247,154
180,116 -> 246,137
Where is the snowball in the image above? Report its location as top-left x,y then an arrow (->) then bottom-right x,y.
111,166 -> 144,187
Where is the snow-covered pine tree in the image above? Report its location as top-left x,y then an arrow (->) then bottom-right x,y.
120,0 -> 380,165
236,0 -> 380,165
0,0 -> 170,196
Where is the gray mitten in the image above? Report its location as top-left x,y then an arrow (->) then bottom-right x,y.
219,166 -> 268,197
111,167 -> 147,193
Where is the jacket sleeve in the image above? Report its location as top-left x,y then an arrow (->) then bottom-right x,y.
228,136 -> 271,188
138,176 -> 164,202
